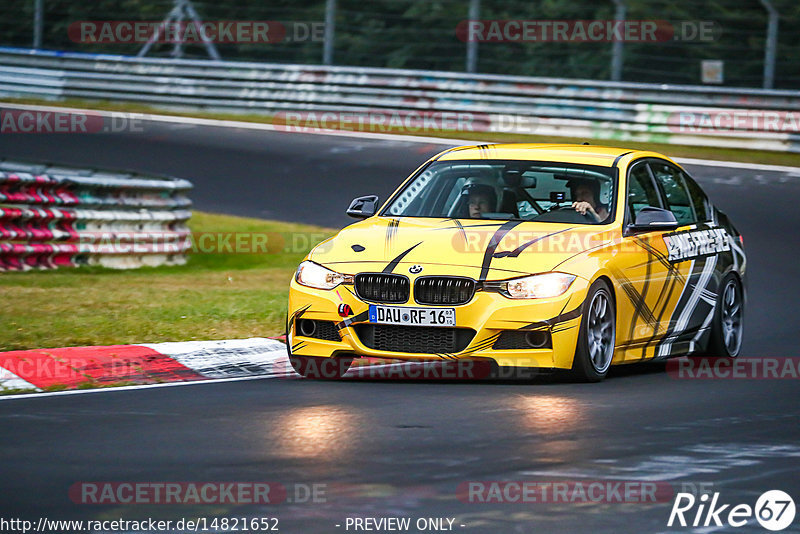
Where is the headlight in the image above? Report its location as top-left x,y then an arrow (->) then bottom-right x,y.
295,261 -> 353,290
502,272 -> 576,299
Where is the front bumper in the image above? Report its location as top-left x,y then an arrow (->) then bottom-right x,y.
287,276 -> 589,370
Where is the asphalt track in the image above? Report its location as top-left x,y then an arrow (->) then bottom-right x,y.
2,119 -> 800,533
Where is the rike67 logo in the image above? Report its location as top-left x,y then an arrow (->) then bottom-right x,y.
668,490 -> 795,531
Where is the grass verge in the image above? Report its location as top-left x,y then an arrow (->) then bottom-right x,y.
4,97 -> 800,167
0,211 -> 335,352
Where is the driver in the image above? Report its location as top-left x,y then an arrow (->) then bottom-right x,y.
570,179 -> 609,223
465,184 -> 497,218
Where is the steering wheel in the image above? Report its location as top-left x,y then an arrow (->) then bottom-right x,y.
535,205 -> 597,223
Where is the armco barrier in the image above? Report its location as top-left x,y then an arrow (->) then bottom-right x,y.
1,47 -> 799,152
0,159 -> 192,271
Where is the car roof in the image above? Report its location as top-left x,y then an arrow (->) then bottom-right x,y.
435,143 -> 673,167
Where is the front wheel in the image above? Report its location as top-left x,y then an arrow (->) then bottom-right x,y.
289,355 -> 353,379
571,279 -> 616,382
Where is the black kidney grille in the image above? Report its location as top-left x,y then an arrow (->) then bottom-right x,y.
415,277 -> 476,305
354,324 -> 475,354
355,273 -> 409,303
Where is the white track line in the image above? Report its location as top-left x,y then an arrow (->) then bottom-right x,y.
3,102 -> 799,173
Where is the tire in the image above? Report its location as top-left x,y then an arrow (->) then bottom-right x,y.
704,273 -> 744,358
571,279 -> 616,382
289,354 -> 353,379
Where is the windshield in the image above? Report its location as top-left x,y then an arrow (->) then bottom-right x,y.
382,160 -> 617,225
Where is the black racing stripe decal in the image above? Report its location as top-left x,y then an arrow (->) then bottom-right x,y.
612,151 -> 634,167
435,219 -> 471,245
654,255 -> 715,357
292,341 -> 307,352
432,146 -> 469,161
632,236 -> 686,358
552,295 -> 573,323
460,333 -> 502,355
515,325 -> 550,332
516,299 -> 584,331
609,266 -> 658,329
550,302 -> 583,326
287,304 -> 312,335
382,241 -> 422,274
459,222 -> 507,228
384,218 -> 400,253
470,334 -> 502,351
629,247 -> 654,342
654,256 -> 701,355
478,220 -> 524,281
432,222 -> 507,231
452,218 -> 468,246
634,236 -> 686,284
641,270 -> 680,358
493,228 -> 573,259
550,239 -> 616,272
320,261 -> 528,276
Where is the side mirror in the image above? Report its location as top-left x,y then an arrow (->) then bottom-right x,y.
628,207 -> 678,232
347,195 -> 379,219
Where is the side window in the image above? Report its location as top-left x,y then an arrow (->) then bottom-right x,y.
627,162 -> 662,223
683,174 -> 712,222
651,162 -> 696,226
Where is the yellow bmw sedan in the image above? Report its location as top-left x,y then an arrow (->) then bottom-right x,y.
287,144 -> 746,382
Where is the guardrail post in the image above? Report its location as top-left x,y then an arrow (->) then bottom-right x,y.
323,0 -> 336,65
466,0 -> 480,73
138,0 -> 221,61
759,0 -> 779,89
33,0 -> 44,49
172,0 -> 186,58
610,0 -> 626,81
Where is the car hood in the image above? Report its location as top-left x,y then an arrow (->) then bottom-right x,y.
308,216 -> 612,280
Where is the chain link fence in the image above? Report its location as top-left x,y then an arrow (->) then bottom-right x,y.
0,0 -> 798,89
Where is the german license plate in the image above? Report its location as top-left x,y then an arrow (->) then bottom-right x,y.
368,305 -> 455,327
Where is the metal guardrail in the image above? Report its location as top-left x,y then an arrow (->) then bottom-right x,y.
0,159 -> 192,271
0,47 -> 799,152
